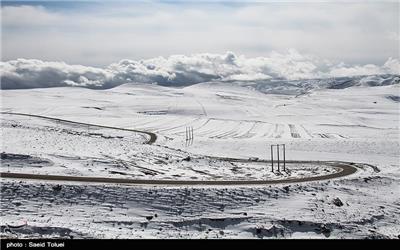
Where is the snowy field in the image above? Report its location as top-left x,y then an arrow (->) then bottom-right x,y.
1,75 -> 399,238
0,114 -> 342,181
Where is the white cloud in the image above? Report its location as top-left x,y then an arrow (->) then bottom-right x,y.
1,51 -> 398,89
328,58 -> 400,77
0,59 -> 111,89
1,2 -> 398,66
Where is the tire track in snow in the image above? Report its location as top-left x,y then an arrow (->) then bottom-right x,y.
288,124 -> 301,138
155,117 -> 203,134
195,120 -> 231,137
232,122 -> 257,139
194,98 -> 207,117
210,122 -> 243,139
300,125 -> 314,138
261,123 -> 275,138
272,124 -> 284,138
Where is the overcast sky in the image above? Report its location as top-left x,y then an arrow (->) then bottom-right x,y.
1,0 -> 399,67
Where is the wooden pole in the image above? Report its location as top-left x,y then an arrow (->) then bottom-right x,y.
271,145 -> 274,172
190,127 -> 192,145
283,144 -> 286,171
185,127 -> 188,147
277,144 -> 280,172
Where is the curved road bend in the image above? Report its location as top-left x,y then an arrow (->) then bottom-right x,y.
1,112 -> 359,185
1,112 -> 157,144
0,162 -> 357,186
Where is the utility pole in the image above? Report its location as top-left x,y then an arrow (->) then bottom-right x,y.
277,144 -> 280,172
283,144 -> 286,171
270,144 -> 287,173
270,145 -> 274,172
192,127 -> 194,143
185,126 -> 194,146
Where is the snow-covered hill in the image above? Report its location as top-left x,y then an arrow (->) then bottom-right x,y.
215,74 -> 400,96
1,76 -> 399,239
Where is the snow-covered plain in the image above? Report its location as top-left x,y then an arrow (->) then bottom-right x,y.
0,75 -> 399,238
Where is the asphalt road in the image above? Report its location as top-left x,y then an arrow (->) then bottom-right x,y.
1,112 -> 358,186
0,162 -> 357,186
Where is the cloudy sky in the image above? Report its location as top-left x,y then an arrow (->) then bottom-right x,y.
2,0 -> 399,66
1,0 -> 399,88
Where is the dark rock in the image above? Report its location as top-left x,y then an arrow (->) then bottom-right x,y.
332,197 -> 344,207
364,177 -> 371,183
248,157 -> 259,161
146,216 -> 153,221
52,185 -> 62,192
13,202 -> 21,207
283,186 -> 290,193
182,156 -> 191,161
320,224 -> 332,237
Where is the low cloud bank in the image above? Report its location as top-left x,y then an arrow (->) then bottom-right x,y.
1,51 -> 399,89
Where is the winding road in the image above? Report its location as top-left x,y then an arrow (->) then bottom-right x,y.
0,112 -> 359,186
0,161 -> 358,186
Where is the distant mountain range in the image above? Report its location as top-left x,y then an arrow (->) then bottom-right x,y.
209,74 -> 400,96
